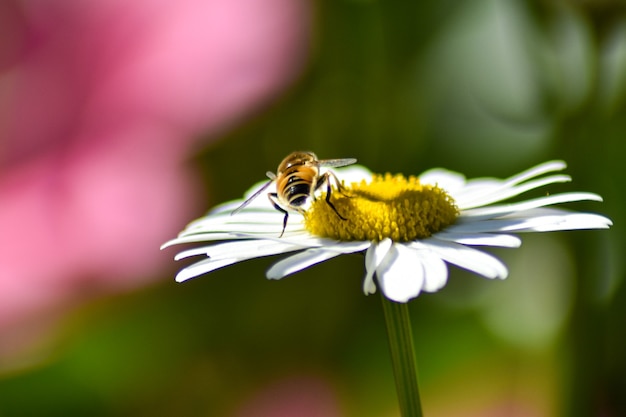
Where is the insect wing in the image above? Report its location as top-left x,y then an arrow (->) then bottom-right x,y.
231,178 -> 274,215
315,158 -> 357,168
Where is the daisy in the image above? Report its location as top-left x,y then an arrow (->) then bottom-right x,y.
161,160 -> 611,303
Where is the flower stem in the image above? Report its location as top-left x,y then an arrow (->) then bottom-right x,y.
381,294 -> 424,417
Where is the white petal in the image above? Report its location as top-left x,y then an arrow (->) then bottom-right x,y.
310,240 -> 371,253
433,231 -> 522,247
174,240 -> 305,281
512,212 -> 613,232
419,169 -> 467,192
452,208 -> 612,234
175,258 -> 240,282
414,239 -> 508,280
467,161 -> 566,192
450,210 -> 573,233
266,248 -> 344,279
173,246 -> 213,260
237,235 -> 370,253
469,161 -> 567,191
162,233 -> 253,247
182,212 -> 303,235
504,160 -> 567,183
376,244 -> 425,303
277,235 -> 353,248
456,175 -> 571,209
411,248 -> 448,293
449,160 -> 566,202
165,224 -> 309,247
444,218 -> 530,234
162,228 -> 272,247
264,239 -> 370,280
363,238 -> 393,295
449,179 -> 500,203
460,192 -> 603,219
187,209 -> 281,227
204,240 -> 303,261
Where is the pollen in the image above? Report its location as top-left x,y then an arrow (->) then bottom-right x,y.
304,173 -> 459,242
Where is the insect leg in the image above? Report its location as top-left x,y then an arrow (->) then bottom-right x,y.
268,193 -> 289,237
320,172 -> 347,221
328,170 -> 352,197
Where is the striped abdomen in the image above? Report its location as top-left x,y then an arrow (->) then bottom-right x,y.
276,165 -> 317,210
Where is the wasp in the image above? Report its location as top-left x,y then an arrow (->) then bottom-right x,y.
231,151 -> 357,237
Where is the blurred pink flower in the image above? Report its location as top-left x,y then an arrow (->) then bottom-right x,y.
233,375 -> 342,417
0,0 -> 310,359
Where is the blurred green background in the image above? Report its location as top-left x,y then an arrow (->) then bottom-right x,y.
1,0 -> 624,416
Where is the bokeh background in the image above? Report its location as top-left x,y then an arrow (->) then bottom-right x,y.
0,0 -> 624,416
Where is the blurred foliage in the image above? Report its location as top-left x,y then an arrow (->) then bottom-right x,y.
1,0 -> 625,416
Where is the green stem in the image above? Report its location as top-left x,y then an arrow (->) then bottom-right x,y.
381,294 -> 424,417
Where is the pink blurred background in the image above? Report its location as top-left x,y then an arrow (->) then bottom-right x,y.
0,0 -> 310,358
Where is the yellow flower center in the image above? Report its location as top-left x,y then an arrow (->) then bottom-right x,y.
304,173 -> 459,242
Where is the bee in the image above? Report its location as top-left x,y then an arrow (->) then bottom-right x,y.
232,151 -> 357,237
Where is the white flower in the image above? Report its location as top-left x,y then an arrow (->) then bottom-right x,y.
162,161 -> 611,303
